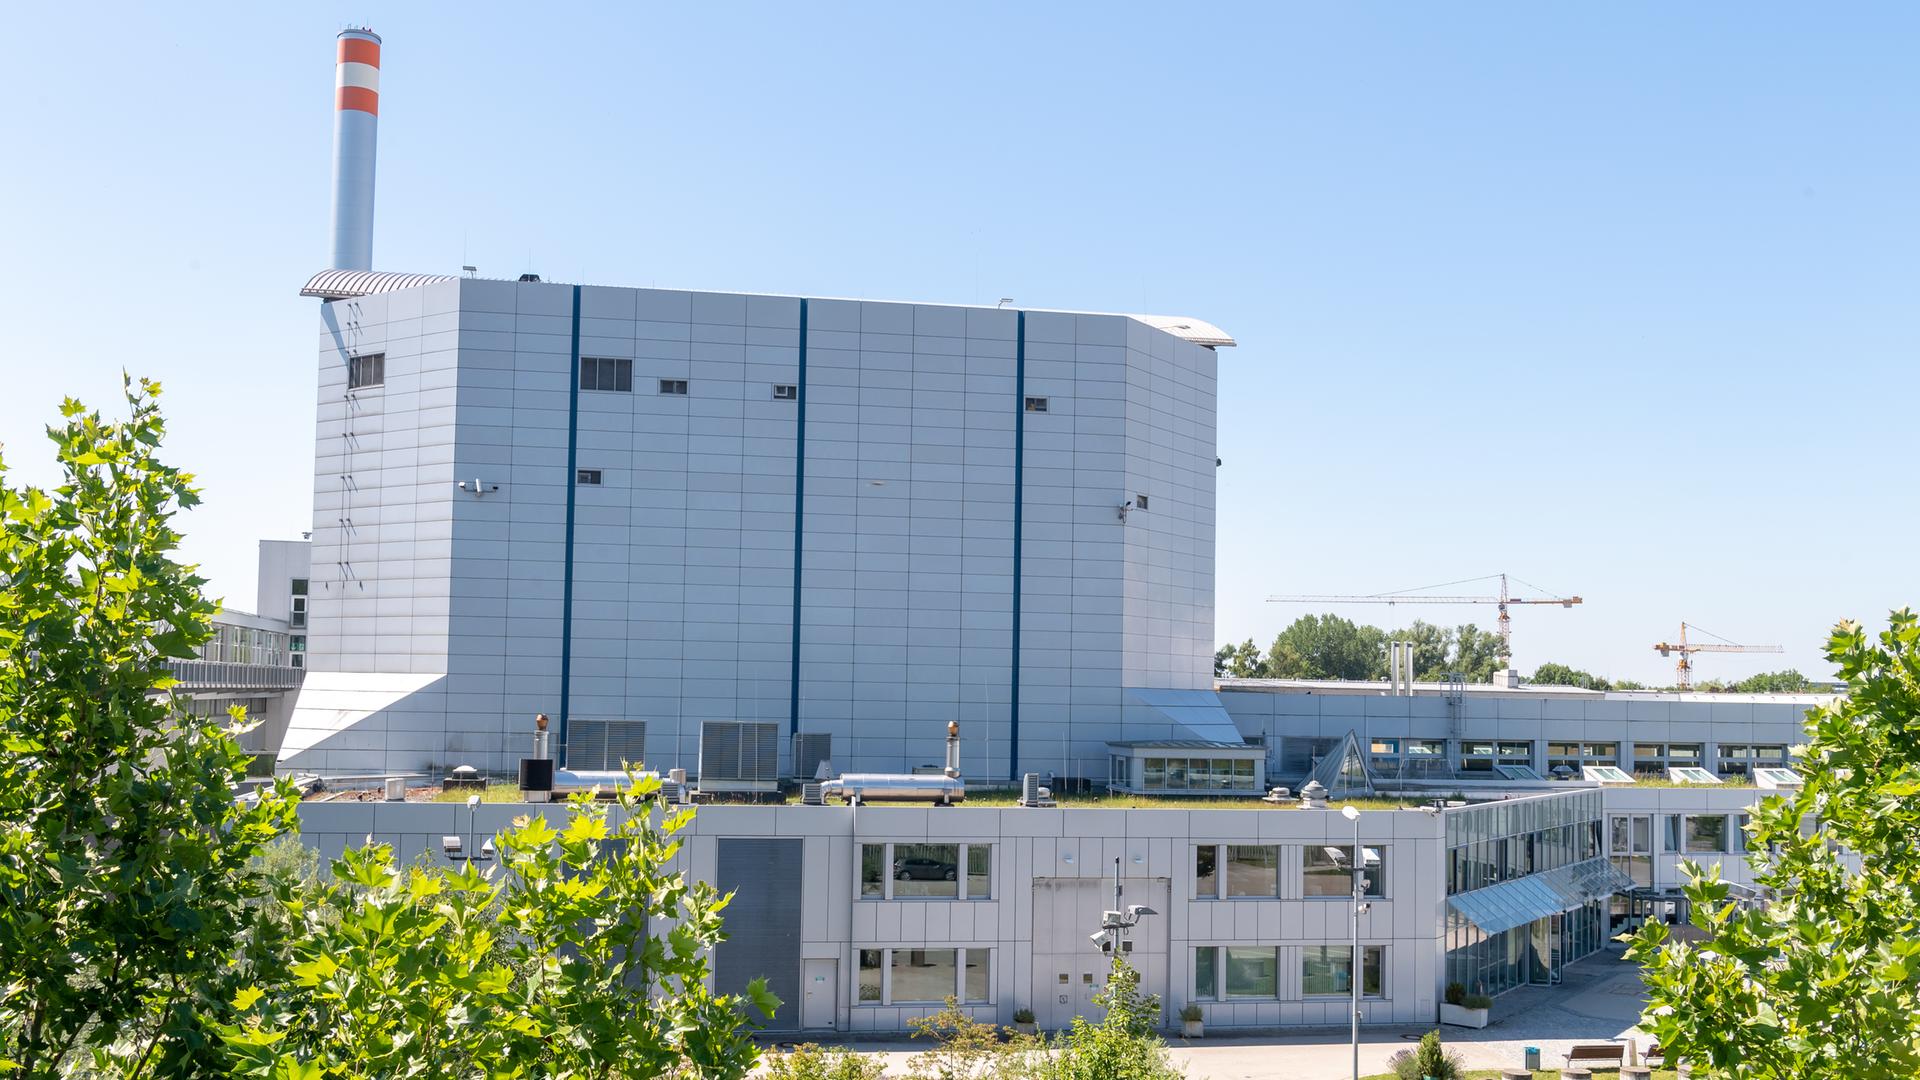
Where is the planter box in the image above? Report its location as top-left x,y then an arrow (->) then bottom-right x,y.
1011,1021 -> 1037,1036
1181,1020 -> 1204,1038
1439,1003 -> 1489,1029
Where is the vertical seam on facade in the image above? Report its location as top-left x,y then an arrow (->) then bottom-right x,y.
1010,311 -> 1025,781
558,284 -> 582,763
788,299 -> 809,736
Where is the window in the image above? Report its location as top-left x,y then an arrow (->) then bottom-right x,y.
1637,742 -> 1704,777
1194,846 -> 1218,899
580,357 -> 633,392
1225,845 -> 1279,898
856,948 -> 990,1005
858,842 -> 990,900
1134,494 -> 1149,510
1686,814 -> 1730,853
291,579 -> 308,595
659,379 -> 689,395
1303,945 -> 1384,997
1461,740 -> 1533,773
289,635 -> 305,671
1193,946 -> 1218,1000
773,384 -> 798,400
1304,846 -> 1385,898
1610,813 -> 1653,888
1717,744 -> 1789,777
290,595 -> 307,629
347,353 -> 385,389
577,469 -> 602,485
1548,741 -> 1618,774
1140,756 -> 1258,792
1224,946 -> 1277,998
1025,396 -> 1048,412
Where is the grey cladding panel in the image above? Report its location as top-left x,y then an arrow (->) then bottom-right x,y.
715,838 -> 801,1028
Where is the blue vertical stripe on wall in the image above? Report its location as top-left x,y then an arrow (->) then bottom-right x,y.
788,299 -> 809,736
557,285 -> 582,763
1009,311 -> 1026,781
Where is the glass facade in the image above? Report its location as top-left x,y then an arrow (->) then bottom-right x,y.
195,622 -> 292,666
1444,791 -> 1613,998
1139,757 -> 1257,791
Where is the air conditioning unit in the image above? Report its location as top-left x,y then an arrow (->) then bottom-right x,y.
793,732 -> 833,780
698,720 -> 781,795
801,782 -> 825,806
1018,772 -> 1056,807
567,719 -> 646,771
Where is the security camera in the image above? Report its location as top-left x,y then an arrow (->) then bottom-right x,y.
1089,930 -> 1114,952
1126,904 -> 1157,920
441,835 -> 463,856
466,794 -> 481,811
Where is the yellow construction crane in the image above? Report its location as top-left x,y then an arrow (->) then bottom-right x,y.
1267,572 -> 1581,662
1653,622 -> 1783,689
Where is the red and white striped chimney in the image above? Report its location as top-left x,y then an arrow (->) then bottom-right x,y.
329,28 -> 381,271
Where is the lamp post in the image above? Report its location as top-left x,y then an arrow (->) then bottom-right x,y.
1339,804 -> 1365,1080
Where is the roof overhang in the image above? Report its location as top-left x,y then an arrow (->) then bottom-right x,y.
301,268 -> 457,301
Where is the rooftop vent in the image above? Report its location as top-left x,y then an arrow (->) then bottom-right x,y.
518,273 -> 541,283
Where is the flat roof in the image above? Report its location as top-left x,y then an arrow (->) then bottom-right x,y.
300,269 -> 1235,348
1216,677 -> 1838,704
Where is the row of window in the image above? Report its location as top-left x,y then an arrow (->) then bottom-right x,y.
859,843 -> 992,900
1193,844 -> 1387,900
1607,812 -> 1751,857
1447,820 -> 1605,895
1192,945 -> 1384,1001
1374,737 -> 1792,777
857,948 -> 990,1005
196,623 -> 293,667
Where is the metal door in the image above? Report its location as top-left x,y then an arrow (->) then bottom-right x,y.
801,959 -> 837,1030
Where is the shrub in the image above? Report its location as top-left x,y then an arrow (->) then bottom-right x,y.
1392,1030 -> 1461,1080
1012,1007 -> 1036,1024
905,997 -> 1003,1080
764,1043 -> 887,1080
1443,981 -> 1467,1006
1178,1003 -> 1204,1023
1463,993 -> 1494,1010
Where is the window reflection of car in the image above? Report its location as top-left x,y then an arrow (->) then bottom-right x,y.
894,856 -> 957,882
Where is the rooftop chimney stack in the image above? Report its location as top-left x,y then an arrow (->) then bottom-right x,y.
329,28 -> 381,271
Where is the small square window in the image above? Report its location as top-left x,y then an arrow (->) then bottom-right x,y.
659,379 -> 688,395
290,578 -> 308,596
1025,396 -> 1048,413
347,353 -> 385,389
1134,494 -> 1149,511
577,469 -> 602,485
773,384 -> 798,400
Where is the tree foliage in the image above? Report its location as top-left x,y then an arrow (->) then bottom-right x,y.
0,379 -> 298,1078
220,773 -> 776,1079
1214,616 -> 1509,683
1529,662 -> 1614,690
1628,611 -> 1920,1079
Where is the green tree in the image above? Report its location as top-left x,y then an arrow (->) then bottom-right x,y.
1445,623 -> 1506,682
1219,638 -> 1270,679
0,380 -> 298,1078
1398,620 -> 1453,681
904,998 -> 1003,1080
1628,611 -> 1920,1078
1529,662 -> 1613,690
1265,615 -> 1387,681
220,772 -> 775,1079
1732,669 -> 1817,694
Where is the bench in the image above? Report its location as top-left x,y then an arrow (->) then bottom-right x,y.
1565,1043 -> 1626,1070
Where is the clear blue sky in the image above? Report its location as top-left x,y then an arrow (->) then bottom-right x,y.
2,3 -> 1913,684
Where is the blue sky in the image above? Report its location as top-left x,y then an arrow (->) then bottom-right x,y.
1,3 -> 1913,684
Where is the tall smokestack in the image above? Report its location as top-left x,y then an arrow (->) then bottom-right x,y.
329,28 -> 381,271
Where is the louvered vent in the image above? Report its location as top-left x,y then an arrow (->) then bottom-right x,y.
698,721 -> 780,791
792,733 -> 832,780
567,719 -> 647,770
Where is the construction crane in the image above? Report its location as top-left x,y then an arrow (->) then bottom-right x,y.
1653,622 -> 1783,689
1266,572 -> 1582,662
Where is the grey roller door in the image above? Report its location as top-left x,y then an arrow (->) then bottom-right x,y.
715,838 -> 802,1029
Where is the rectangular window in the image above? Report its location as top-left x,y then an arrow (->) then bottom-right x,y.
890,948 -> 957,1003
1224,946 -> 1277,998
1304,846 -> 1385,898
659,378 -> 689,395
1194,846 -> 1218,899
1302,945 -> 1384,997
967,845 -> 991,899
861,844 -> 886,898
1664,815 -> 1685,853
773,384 -> 798,400
1193,947 -> 1218,1000
290,596 -> 307,629
290,579 -> 309,596
858,949 -> 883,1002
1025,396 -> 1048,412
1144,759 -> 1166,788
347,353 -> 385,389
963,949 -> 990,1003
577,469 -> 602,485
1134,494 -> 1149,510
1686,814 -> 1729,854
892,843 -> 960,898
580,357 -> 633,392
1225,845 -> 1279,898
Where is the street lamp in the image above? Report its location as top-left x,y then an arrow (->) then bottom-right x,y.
1329,805 -> 1380,1080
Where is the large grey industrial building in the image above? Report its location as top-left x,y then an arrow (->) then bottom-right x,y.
255,26 -> 1839,1040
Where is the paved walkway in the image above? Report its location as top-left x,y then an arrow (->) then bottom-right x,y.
768,950 -> 1654,1079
